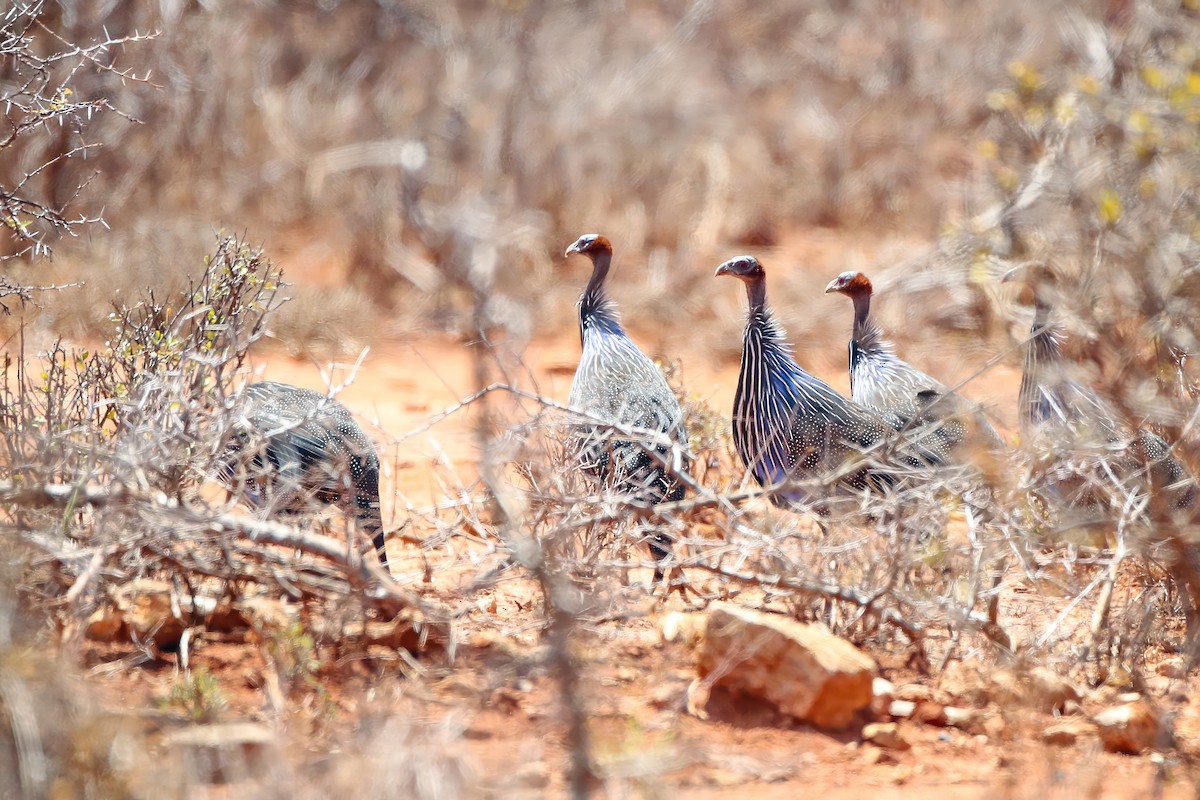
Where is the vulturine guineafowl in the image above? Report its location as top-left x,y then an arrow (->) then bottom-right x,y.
565,234 -> 690,580
224,381 -> 388,567
1004,264 -> 1195,522
824,270 -> 1002,463
716,255 -> 940,512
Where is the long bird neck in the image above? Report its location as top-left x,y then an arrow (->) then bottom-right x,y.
742,278 -> 791,366
850,290 -> 883,352
578,251 -> 624,341
744,276 -> 768,318
1027,298 -> 1063,365
1018,295 -> 1064,429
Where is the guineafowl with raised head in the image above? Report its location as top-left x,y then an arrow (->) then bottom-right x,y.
565,233 -> 690,580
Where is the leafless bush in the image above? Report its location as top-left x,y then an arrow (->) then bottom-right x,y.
1,237 -> 440,649
934,2 -> 1200,671
28,1 -> 1087,338
0,2 -> 152,260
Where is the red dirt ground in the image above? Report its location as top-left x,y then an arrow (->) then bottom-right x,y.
72,230 -> 1200,797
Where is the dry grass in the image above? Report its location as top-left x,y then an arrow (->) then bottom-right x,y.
2,1 -> 1200,796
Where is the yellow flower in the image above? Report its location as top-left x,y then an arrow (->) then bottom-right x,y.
1008,61 -> 1043,95
1128,109 -> 1151,133
1097,188 -> 1123,226
1072,74 -> 1101,95
1140,65 -> 1168,92
1054,93 -> 1078,124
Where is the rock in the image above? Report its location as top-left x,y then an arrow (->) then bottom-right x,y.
659,611 -> 706,646
86,579 -> 244,648
942,707 -> 983,732
1043,717 -> 1096,747
862,722 -> 911,751
888,700 -> 917,719
862,745 -> 900,766
982,714 -> 1007,740
85,607 -> 125,642
1093,701 -> 1163,754
121,588 -> 186,648
648,681 -> 682,711
233,596 -> 296,631
939,662 -> 992,708
686,678 -> 712,720
311,608 -> 442,653
694,603 -> 876,729
1156,658 -> 1187,679
871,677 -> 896,716
913,702 -> 948,727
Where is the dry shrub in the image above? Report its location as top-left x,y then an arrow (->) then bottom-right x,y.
24,1 -> 1098,336
268,283 -> 382,359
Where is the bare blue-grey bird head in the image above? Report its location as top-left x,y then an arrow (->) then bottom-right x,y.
566,233 -> 689,578
1003,262 -> 1196,516
825,269 -> 1001,462
566,233 -> 623,341
716,255 -> 934,510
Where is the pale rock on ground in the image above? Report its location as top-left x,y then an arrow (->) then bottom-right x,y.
687,602 -> 876,729
1093,699 -> 1165,754
862,722 -> 912,751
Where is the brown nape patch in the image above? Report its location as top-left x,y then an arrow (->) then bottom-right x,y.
844,272 -> 874,294
1014,282 -> 1038,307
586,234 -> 613,254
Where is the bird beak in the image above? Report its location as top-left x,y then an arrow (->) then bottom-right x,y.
999,266 -> 1022,284
714,263 -> 730,277
564,244 -> 580,257
823,278 -> 840,294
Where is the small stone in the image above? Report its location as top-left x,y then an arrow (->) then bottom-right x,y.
1043,718 -> 1096,746
862,745 -> 899,766
1093,701 -> 1163,754
913,702 -> 948,727
648,682 -> 681,711
863,722 -> 911,751
659,611 -> 706,646
942,707 -> 982,732
85,608 -> 125,642
983,714 -> 1007,740
888,700 -> 917,719
1156,658 -> 1186,679
872,677 -> 896,716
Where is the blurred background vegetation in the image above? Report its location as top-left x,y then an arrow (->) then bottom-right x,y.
12,0 -> 1194,369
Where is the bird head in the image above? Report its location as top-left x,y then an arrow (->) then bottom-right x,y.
1001,262 -> 1056,306
824,271 -> 873,297
564,233 -> 613,260
714,255 -> 765,282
